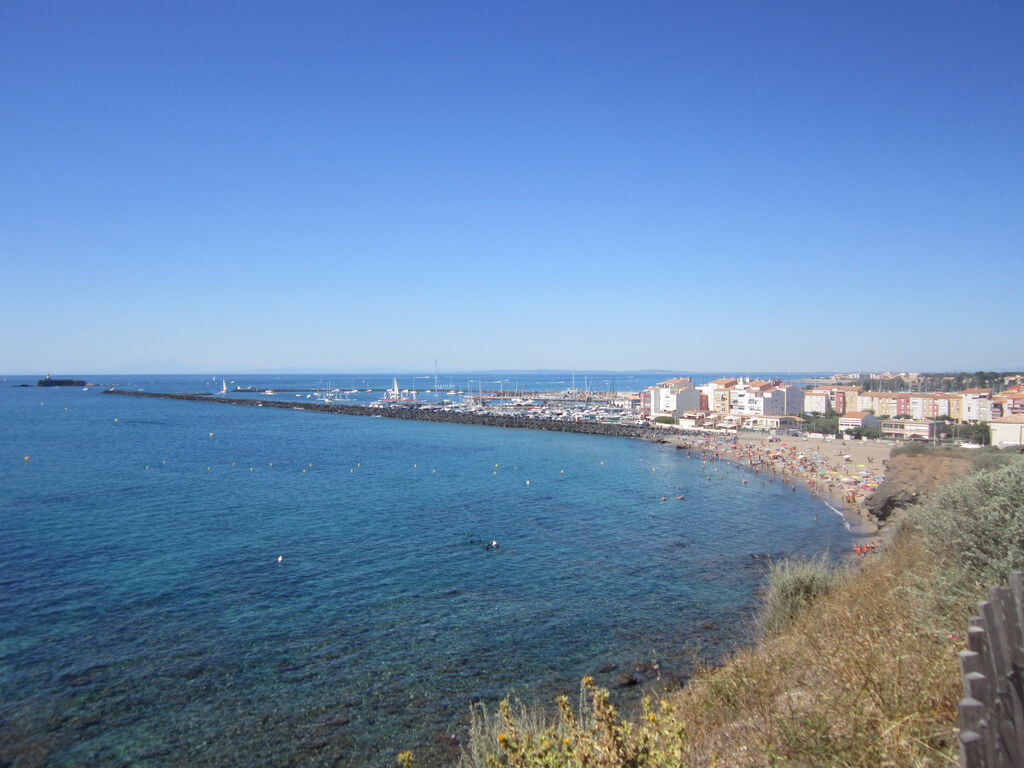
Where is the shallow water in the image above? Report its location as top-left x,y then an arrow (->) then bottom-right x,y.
1,377 -> 851,766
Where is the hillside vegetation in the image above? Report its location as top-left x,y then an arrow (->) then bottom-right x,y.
438,451 -> 1024,768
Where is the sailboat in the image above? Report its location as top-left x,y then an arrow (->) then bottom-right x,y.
221,379 -> 228,395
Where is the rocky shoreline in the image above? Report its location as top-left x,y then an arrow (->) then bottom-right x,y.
101,389 -> 667,440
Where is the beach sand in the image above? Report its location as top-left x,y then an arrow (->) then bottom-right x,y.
660,430 -> 892,550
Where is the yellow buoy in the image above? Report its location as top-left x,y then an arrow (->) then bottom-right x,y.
114,418 -> 118,422
207,467 -> 211,471
493,471 -> 497,475
209,432 -> 214,437
24,456 -> 30,461
249,467 -> 253,471
269,462 -> 273,467
413,464 -> 417,468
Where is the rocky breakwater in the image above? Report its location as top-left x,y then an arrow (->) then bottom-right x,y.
865,451 -> 974,522
102,390 -> 665,440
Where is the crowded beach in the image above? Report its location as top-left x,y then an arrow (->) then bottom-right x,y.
662,430 -> 891,547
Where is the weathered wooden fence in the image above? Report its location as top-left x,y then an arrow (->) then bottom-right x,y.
959,571 -> 1024,767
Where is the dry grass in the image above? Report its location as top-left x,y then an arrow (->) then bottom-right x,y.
675,533 -> 962,767
444,458 -> 1024,768
454,532 -> 963,768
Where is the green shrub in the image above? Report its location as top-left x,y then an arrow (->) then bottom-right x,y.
970,446 -> 1016,473
755,555 -> 840,637
912,458 -> 1024,613
891,441 -> 933,457
653,415 -> 676,424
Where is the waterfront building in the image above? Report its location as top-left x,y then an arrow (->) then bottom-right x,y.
641,377 -> 699,419
748,414 -> 805,432
677,411 -> 707,429
839,411 -> 880,432
881,419 -> 936,441
700,378 -> 738,414
728,379 -> 774,416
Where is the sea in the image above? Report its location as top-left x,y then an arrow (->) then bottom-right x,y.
1,372 -> 851,766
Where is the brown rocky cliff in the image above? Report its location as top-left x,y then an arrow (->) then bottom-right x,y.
866,452 -> 974,521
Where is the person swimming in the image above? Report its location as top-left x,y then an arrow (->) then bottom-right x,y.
485,540 -> 498,551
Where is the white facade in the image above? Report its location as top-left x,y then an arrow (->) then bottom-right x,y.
803,391 -> 830,414
776,385 -> 804,415
646,383 -> 700,418
761,389 -> 786,416
729,388 -> 761,416
839,411 -> 880,431
962,392 -> 993,423
991,414 -> 1024,446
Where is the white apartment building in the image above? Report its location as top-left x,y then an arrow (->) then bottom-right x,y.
728,379 -> 774,416
962,389 -> 993,423
643,378 -> 700,419
804,389 -> 831,414
700,378 -> 738,413
776,385 -> 804,415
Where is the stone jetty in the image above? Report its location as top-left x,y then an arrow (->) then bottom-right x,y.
102,389 -> 666,440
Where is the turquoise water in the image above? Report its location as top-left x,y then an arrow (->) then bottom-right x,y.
1,375 -> 850,766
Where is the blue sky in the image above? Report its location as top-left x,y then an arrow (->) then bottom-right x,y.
2,1 -> 1022,375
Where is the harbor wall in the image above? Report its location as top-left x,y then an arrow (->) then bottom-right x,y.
102,390 -> 665,440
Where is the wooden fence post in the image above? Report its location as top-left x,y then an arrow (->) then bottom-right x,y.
958,571 -> 1024,768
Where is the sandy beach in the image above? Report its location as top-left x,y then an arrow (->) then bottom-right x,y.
661,430 -> 893,549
